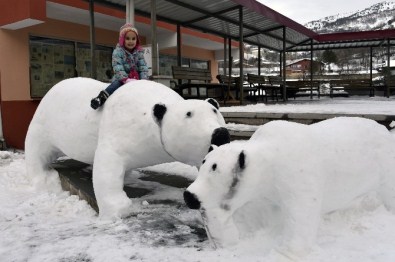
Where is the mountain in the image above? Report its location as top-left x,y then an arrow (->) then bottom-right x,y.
305,1 -> 395,33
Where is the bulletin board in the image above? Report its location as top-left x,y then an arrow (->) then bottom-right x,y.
141,44 -> 153,76
29,38 -> 76,98
29,36 -> 113,98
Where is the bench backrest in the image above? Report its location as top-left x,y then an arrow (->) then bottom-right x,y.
286,80 -> 320,88
385,76 -> 395,86
172,66 -> 212,82
330,79 -> 371,87
268,76 -> 283,85
216,74 -> 238,84
247,74 -> 266,85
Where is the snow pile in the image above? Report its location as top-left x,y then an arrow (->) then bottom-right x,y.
2,97 -> 395,261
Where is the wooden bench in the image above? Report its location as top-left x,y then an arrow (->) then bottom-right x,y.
329,79 -> 375,97
285,80 -> 321,99
246,74 -> 272,102
384,76 -> 395,98
267,76 -> 320,100
217,75 -> 258,100
171,66 -> 225,100
247,74 -> 271,102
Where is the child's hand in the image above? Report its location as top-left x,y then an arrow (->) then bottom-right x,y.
128,70 -> 139,80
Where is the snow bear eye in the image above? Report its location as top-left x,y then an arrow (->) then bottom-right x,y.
202,159 -> 206,164
186,111 -> 192,117
212,108 -> 217,114
212,163 -> 217,171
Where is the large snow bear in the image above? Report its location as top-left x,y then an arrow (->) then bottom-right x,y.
25,78 -> 230,218
184,117 -> 395,259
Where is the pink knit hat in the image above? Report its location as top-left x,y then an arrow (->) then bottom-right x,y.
118,23 -> 140,48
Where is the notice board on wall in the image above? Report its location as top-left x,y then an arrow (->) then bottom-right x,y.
141,44 -> 152,76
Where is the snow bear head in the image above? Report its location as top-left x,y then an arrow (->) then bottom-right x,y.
152,98 -> 230,166
183,142 -> 253,246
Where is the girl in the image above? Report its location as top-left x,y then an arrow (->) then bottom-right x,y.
91,23 -> 149,109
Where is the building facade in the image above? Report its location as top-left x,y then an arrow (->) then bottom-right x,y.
0,0 -> 226,149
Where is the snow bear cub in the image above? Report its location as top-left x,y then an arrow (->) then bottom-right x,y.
25,78 -> 230,219
184,117 -> 395,259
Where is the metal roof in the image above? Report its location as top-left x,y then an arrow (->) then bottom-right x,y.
91,0 -> 395,52
288,29 -> 395,51
92,0 -> 318,52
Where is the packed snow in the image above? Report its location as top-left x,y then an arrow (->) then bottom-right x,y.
1,97 -> 395,261
24,78 -> 229,219
186,117 -> 395,260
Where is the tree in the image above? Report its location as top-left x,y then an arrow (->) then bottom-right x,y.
322,50 -> 338,71
322,50 -> 338,64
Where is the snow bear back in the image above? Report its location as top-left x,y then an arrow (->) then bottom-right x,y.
29,78 -> 182,164
246,117 -> 395,213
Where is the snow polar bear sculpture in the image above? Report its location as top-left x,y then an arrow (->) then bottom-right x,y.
184,117 -> 395,259
25,77 -> 230,218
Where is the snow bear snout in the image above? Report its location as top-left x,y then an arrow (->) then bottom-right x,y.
184,190 -> 201,209
211,127 -> 230,147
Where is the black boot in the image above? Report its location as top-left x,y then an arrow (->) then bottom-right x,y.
90,91 -> 109,110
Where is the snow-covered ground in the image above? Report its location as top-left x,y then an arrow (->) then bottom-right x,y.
1,96 -> 395,262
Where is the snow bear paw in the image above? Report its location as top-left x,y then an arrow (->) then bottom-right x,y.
98,195 -> 133,219
30,169 -> 62,193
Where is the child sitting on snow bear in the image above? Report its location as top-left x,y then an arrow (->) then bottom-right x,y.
90,23 -> 149,109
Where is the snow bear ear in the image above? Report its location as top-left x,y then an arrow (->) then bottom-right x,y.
208,144 -> 218,153
205,98 -> 219,110
153,103 -> 167,124
238,151 -> 245,170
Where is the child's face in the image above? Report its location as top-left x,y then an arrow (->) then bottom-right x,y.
124,31 -> 137,50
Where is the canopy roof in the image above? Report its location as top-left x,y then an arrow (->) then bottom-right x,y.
92,0 -> 318,52
93,0 -> 395,51
289,29 -> 395,51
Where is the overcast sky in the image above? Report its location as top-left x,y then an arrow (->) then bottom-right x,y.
257,0 -> 386,24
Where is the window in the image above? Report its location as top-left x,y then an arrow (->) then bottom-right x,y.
29,36 -> 112,98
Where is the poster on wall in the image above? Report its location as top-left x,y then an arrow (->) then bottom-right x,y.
30,37 -> 113,98
141,44 -> 153,76
29,39 -> 76,98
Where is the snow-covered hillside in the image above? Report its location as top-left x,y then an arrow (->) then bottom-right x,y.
305,1 -> 395,33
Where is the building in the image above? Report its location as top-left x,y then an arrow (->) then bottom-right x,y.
286,59 -> 324,78
0,0 -> 237,149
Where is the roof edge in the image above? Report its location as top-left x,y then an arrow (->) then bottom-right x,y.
317,29 -> 395,42
231,0 -> 319,39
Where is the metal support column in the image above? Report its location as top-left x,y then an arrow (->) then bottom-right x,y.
258,46 -> 261,75
239,6 -> 244,105
370,46 -> 373,83
228,37 -> 232,76
89,0 -> 97,79
310,39 -> 313,81
387,38 -> 391,97
282,27 -> 286,101
223,38 -> 227,76
177,24 -> 181,67
126,0 -> 134,24
150,0 -> 158,76
309,39 -> 314,98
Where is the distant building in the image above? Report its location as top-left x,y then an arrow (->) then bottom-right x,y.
286,59 -> 324,77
